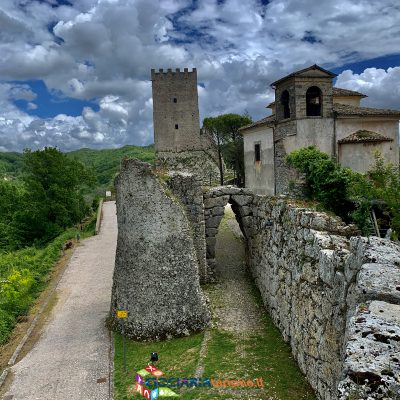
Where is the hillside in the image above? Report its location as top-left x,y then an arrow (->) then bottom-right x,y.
66,144 -> 155,186
0,144 -> 155,188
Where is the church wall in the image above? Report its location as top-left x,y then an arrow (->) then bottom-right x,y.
339,141 -> 395,173
333,96 -> 361,106
335,118 -> 399,166
293,77 -> 334,119
275,79 -> 297,121
243,126 -> 275,195
284,118 -> 335,156
272,73 -> 336,195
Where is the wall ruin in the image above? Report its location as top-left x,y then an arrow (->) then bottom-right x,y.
110,164 -> 399,397
203,188 -> 400,399
109,160 -> 210,340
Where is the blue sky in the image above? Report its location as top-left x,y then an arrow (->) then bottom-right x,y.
0,0 -> 399,151
332,54 -> 400,76
11,79 -> 99,118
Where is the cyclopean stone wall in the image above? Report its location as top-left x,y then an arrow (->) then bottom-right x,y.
109,159 -> 210,340
203,188 -> 400,399
247,197 -> 357,400
156,148 -> 220,184
338,238 -> 400,400
167,172 -> 208,283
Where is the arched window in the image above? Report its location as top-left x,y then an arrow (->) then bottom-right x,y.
281,90 -> 290,118
306,86 -> 322,116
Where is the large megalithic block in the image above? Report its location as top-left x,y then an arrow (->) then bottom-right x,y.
109,159 -> 210,340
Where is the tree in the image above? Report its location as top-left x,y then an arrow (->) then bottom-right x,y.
202,117 -> 225,185
202,113 -> 252,186
14,147 -> 95,245
0,180 -> 23,249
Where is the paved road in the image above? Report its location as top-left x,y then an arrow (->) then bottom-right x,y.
4,201 -> 117,400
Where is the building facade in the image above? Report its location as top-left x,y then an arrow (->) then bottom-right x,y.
241,65 -> 400,195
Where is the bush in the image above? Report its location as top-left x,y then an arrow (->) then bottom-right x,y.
0,309 -> 15,345
287,147 -> 400,238
0,228 -> 78,344
348,152 -> 400,238
0,269 -> 34,315
286,146 -> 355,220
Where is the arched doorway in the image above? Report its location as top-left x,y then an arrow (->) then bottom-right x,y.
204,188 -> 253,279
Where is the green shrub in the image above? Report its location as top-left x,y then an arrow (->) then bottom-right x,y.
286,146 -> 355,220
287,147 -> 400,237
348,151 -> 400,238
0,228 -> 78,344
0,269 -> 35,315
0,309 -> 15,345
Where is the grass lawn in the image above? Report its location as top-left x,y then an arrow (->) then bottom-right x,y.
113,313 -> 315,399
113,209 -> 316,400
113,290 -> 316,400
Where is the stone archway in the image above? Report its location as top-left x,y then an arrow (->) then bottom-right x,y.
203,186 -> 255,277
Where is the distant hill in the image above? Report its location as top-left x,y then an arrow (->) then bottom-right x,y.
66,144 -> 155,186
0,145 -> 155,190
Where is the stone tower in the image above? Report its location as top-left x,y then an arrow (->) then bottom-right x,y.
152,68 -> 202,153
151,68 -> 219,179
272,64 -> 336,194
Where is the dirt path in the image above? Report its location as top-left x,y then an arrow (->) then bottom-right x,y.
191,206 -> 316,400
3,201 -> 117,400
211,205 -> 264,333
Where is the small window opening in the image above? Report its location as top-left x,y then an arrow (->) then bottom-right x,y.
254,143 -> 261,162
175,124 -> 179,129
173,98 -> 177,103
281,90 -> 290,119
306,86 -> 322,116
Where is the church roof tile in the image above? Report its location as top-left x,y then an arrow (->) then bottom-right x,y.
333,87 -> 367,97
333,103 -> 400,117
338,130 -> 393,144
239,115 -> 275,131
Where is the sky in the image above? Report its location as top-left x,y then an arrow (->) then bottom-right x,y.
0,0 -> 399,152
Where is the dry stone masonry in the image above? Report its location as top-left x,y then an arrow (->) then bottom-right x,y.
338,238 -> 400,399
109,159 -> 210,340
203,186 -> 255,279
167,172 -> 208,283
111,165 -> 399,398
203,187 -> 400,399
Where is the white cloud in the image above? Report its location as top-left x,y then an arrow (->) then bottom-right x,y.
336,67 -> 400,109
0,83 -> 27,102
0,0 -> 399,151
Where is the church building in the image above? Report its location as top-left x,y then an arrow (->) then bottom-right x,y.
240,64 -> 400,195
